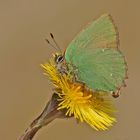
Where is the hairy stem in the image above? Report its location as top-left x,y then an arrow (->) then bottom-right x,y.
19,94 -> 64,140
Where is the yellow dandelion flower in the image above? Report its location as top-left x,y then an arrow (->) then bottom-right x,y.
41,59 -> 116,131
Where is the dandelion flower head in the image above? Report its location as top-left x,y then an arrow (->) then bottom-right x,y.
41,56 -> 116,131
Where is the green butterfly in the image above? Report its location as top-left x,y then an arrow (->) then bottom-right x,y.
48,14 -> 127,98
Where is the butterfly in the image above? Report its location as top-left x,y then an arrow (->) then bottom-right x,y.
46,14 -> 127,98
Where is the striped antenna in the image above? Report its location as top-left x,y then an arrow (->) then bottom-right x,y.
50,33 -> 62,53
45,38 -> 58,50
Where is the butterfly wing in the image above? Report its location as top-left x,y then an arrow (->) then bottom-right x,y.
65,14 -> 127,92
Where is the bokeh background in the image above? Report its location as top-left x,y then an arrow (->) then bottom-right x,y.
0,0 -> 139,140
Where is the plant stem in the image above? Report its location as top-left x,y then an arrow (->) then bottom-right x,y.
19,94 -> 64,140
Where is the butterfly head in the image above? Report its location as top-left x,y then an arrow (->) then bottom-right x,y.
53,53 -> 64,64
53,53 -> 66,74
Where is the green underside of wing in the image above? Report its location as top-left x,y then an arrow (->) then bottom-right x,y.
65,14 -> 126,92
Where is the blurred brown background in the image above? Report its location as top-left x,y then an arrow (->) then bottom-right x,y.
0,0 -> 139,140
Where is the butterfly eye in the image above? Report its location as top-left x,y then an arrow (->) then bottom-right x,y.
56,55 -> 64,63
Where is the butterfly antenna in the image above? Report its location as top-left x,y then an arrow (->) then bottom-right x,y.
50,33 -> 62,53
45,38 -> 58,50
